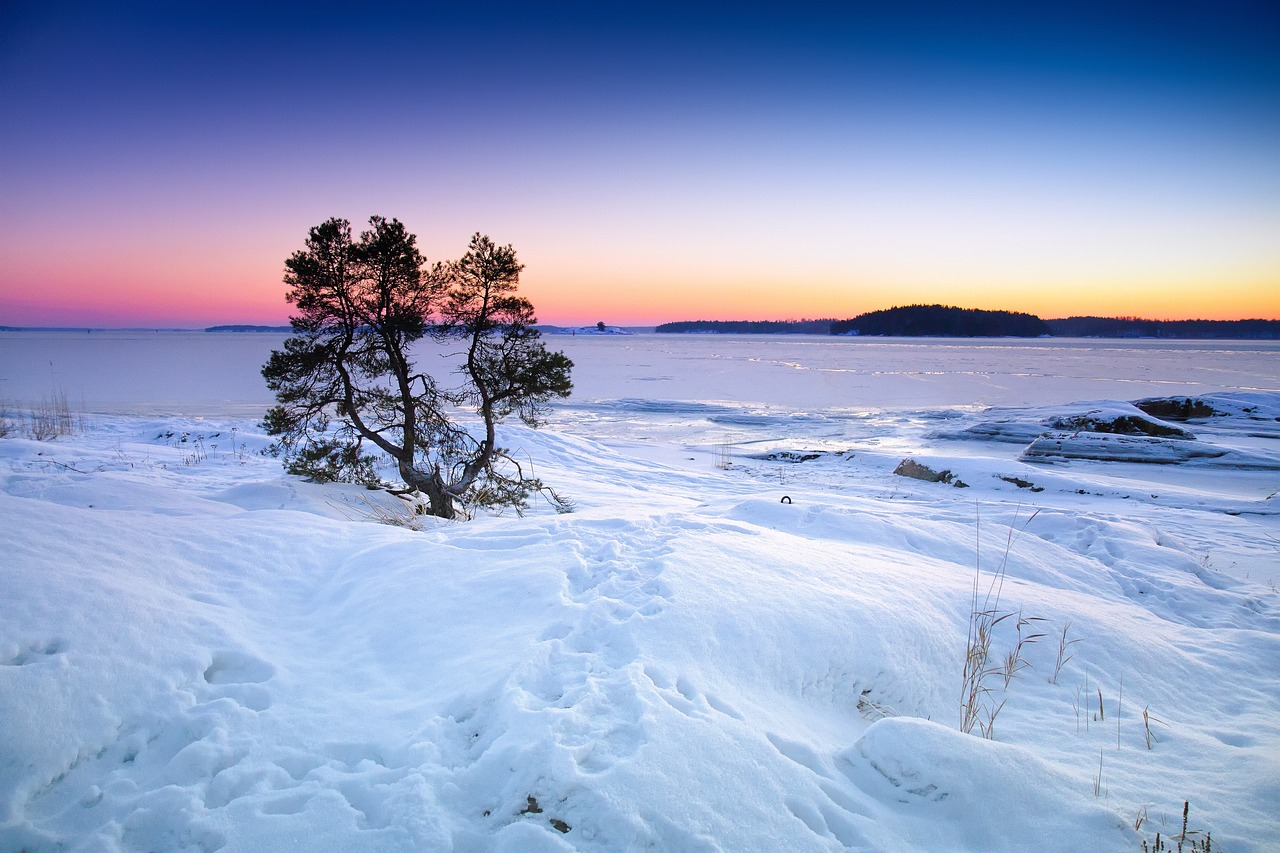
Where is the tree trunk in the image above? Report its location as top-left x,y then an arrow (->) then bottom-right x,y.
398,461 -> 456,520
424,487 -> 456,520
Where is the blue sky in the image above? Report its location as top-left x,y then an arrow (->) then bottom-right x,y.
2,1 -> 1277,325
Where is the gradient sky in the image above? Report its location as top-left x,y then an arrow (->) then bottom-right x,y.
2,1 -> 1278,327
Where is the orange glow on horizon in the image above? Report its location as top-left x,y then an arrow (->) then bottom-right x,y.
5,274 -> 1277,329
4,242 -> 1276,328
521,267 -> 1280,327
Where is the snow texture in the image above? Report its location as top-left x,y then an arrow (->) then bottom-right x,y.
1,332 -> 1278,852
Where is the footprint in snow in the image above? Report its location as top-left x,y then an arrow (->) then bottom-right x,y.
2,639 -> 65,666
203,650 -> 275,685
200,650 -> 275,711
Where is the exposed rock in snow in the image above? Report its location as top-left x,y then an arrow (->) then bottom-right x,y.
893,457 -> 968,487
1021,432 -> 1226,465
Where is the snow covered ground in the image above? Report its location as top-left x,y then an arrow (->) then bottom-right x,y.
1,332 -> 1278,852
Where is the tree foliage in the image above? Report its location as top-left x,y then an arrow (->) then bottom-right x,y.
262,217 -> 573,519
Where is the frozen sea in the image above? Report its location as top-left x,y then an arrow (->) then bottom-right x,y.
1,330 -> 1278,852
1,331 -> 1276,416
4,330 -> 1275,503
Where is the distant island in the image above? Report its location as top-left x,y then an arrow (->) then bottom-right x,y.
1044,316 -> 1280,339
657,305 -> 1280,339
541,324 -> 633,335
830,306 -> 1049,337
206,325 -> 292,332
204,324 -> 642,335
0,326 -> 191,332
652,319 -> 835,335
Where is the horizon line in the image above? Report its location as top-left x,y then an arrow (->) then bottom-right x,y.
4,312 -> 1280,334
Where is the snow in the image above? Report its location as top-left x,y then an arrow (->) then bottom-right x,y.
1,332 -> 1278,851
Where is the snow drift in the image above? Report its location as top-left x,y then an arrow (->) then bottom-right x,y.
1,334 -> 1278,851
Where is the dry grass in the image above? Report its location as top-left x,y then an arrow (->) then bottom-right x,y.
0,390 -> 84,441
1049,621 -> 1079,684
1141,801 -> 1215,852
960,508 -> 1044,738
856,691 -> 898,721
0,400 -> 15,438
333,493 -> 433,531
1143,704 -> 1167,750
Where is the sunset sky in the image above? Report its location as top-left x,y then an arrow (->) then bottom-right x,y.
2,1 -> 1278,327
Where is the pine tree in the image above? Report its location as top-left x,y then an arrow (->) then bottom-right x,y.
263,218 -> 573,519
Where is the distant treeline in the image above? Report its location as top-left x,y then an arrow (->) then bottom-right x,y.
831,305 -> 1049,337
654,319 -> 835,334
1045,316 -> 1280,339
206,325 -> 292,332
657,306 -> 1280,339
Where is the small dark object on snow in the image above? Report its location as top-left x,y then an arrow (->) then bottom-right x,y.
894,458 -> 968,488
767,451 -> 823,463
1000,475 -> 1045,492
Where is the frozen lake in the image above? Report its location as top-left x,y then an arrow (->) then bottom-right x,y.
1,331 -> 1276,417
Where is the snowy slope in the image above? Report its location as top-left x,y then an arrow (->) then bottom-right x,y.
2,400 -> 1278,852
2,333 -> 1278,851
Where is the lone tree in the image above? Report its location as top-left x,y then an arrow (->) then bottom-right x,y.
262,216 -> 573,519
